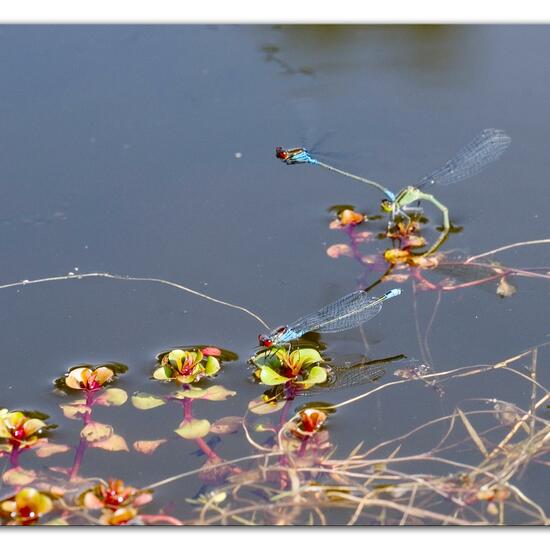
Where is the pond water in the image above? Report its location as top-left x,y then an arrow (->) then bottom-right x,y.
0,25 -> 549,525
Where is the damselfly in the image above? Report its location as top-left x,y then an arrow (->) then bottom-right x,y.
258,288 -> 402,348
276,129 -> 511,255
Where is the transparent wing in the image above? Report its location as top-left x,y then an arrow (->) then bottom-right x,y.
286,291 -> 388,338
300,365 -> 385,395
416,129 -> 511,189
430,261 -> 504,284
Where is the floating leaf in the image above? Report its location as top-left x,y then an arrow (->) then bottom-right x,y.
2,467 -> 37,486
248,396 -> 286,415
22,418 -> 47,436
250,349 -> 285,369
173,385 -> 235,401
172,387 -> 207,400
34,443 -> 71,458
81,422 -> 113,443
90,434 -> 129,452
202,347 -> 222,357
354,231 -> 373,243
259,366 -> 291,386
60,401 -> 91,420
204,356 -> 221,376
131,393 -> 167,410
210,416 -> 243,434
95,388 -> 128,407
383,273 -> 410,284
296,366 -> 328,387
133,439 -> 167,455
153,366 -> 172,380
326,244 -> 353,258
175,419 -> 211,439
201,385 -> 236,401
289,348 -> 323,369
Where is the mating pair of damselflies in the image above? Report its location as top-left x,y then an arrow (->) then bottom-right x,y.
276,128 -> 512,255
255,130 -> 511,390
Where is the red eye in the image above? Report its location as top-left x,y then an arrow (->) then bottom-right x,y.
258,334 -> 273,347
275,147 -> 288,160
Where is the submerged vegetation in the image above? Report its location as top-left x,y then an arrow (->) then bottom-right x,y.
1,219 -> 548,524
1,129 -> 549,526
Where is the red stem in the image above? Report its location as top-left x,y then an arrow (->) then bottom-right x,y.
9,447 -> 20,468
180,397 -> 221,461
69,390 -> 95,481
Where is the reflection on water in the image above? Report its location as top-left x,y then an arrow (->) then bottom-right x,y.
265,25 -> 467,79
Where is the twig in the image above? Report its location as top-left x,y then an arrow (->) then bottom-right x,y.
465,238 -> 550,263
0,271 -> 270,329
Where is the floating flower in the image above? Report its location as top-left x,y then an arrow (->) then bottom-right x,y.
64,366 -> 115,392
154,348 -> 220,384
80,479 -> 152,512
100,506 -> 139,525
384,248 -> 411,265
0,487 -> 53,525
338,209 -> 365,226
251,347 -> 328,392
0,410 -> 50,452
290,408 -> 328,439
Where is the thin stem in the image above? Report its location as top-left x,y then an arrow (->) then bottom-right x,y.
180,396 -> 220,461
9,447 -> 20,468
69,390 -> 95,481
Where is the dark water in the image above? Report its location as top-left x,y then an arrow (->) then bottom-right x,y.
0,25 -> 549,524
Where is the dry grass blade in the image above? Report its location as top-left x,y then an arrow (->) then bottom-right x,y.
457,408 -> 489,458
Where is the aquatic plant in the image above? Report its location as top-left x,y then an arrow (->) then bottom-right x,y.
0,487 -> 54,526
132,346 -> 240,485
0,237 -> 548,524
153,348 -> 221,384
55,363 -> 129,480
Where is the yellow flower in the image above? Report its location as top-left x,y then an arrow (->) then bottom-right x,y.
65,366 -> 114,391
0,410 -> 47,449
338,209 -> 365,226
100,506 -> 138,525
81,479 -> 152,511
154,349 -> 220,384
0,488 -> 53,525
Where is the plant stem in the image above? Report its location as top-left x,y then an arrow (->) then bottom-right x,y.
180,396 -> 220,461
9,447 -> 20,468
69,390 -> 95,480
